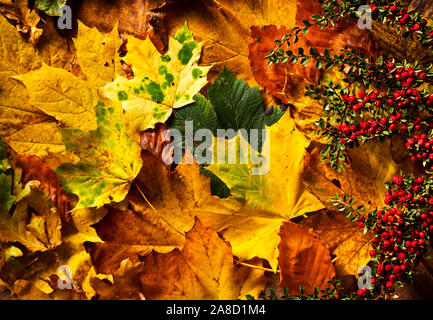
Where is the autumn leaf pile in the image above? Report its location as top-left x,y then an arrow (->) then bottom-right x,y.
1,0 -> 431,300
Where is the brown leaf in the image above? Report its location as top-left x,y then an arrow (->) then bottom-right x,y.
278,221 -> 335,294
73,0 -> 167,53
248,0 -> 378,104
138,219 -> 268,299
15,154 -> 70,222
36,18 -> 75,70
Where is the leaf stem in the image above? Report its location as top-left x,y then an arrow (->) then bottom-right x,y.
135,182 -> 158,213
234,260 -> 280,273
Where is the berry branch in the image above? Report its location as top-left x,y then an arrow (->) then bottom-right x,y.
265,0 -> 433,300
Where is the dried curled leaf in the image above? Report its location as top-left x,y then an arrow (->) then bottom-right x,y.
303,140 -> 399,212
15,154 -> 70,222
0,0 -> 43,44
0,182 -> 62,253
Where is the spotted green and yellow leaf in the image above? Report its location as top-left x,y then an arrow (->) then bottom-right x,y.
55,101 -> 142,210
103,22 -> 211,133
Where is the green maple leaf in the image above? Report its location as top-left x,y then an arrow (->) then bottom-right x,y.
169,93 -> 219,164
56,101 -> 142,210
208,67 -> 267,152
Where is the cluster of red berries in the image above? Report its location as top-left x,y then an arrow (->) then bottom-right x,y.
356,175 -> 433,298
406,129 -> 433,170
335,87 -> 420,145
365,61 -> 430,87
334,68 -> 433,145
336,120 -> 383,145
387,63 -> 429,88
371,4 -> 431,37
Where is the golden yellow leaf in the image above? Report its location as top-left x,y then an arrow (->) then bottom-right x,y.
304,139 -> 399,211
198,112 -> 324,269
16,63 -> 98,131
74,21 -> 122,87
0,16 -> 80,168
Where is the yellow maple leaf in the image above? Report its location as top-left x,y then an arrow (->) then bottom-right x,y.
16,63 -> 99,131
197,111 -> 324,269
0,15 -> 75,168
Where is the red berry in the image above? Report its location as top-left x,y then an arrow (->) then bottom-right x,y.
411,23 -> 420,31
